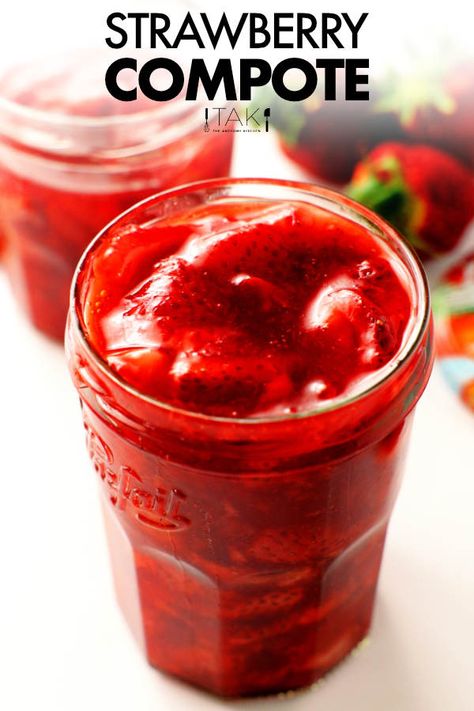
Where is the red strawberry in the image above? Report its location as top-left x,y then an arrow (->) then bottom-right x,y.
301,280 -> 398,398
82,223 -> 193,343
379,61 -> 474,169
267,79 -> 404,185
106,347 -> 173,400
270,61 -> 474,183
169,339 -> 293,417
347,143 -> 474,258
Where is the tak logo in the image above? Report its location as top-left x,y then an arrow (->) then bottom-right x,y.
85,424 -> 190,531
204,106 -> 271,133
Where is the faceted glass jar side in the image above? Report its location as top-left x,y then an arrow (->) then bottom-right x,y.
67,179 -> 433,697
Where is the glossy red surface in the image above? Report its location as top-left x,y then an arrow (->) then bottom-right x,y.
67,180 -> 433,696
85,198 -> 411,417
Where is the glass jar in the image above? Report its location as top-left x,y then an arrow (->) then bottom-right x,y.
0,53 -> 233,340
67,178 -> 433,697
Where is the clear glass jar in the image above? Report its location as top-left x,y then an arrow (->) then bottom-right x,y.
67,178 -> 433,697
0,53 -> 233,339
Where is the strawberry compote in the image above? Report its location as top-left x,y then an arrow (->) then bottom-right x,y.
67,179 -> 433,696
0,53 -> 233,340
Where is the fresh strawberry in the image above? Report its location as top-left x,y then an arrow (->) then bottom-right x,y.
269,61 -> 474,183
378,61 -> 474,169
266,82 -> 404,185
347,143 -> 474,258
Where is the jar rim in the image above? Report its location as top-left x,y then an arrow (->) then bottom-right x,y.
0,92 -> 207,159
0,91 -> 204,129
70,177 -> 432,425
0,53 -> 208,157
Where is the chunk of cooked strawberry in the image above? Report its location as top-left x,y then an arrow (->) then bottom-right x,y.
169,339 -> 293,417
303,281 -> 398,389
106,347 -> 173,401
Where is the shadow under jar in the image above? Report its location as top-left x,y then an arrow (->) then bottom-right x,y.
67,179 -> 433,697
0,54 -> 233,340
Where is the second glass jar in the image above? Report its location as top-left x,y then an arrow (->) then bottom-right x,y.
0,54 -> 233,339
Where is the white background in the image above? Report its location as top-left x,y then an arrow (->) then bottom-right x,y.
1,2 -> 474,710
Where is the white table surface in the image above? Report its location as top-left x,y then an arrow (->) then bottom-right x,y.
1,131 -> 473,711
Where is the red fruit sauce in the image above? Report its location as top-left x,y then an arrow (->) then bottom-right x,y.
0,54 -> 233,340
68,180 -> 433,696
84,198 -> 412,417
